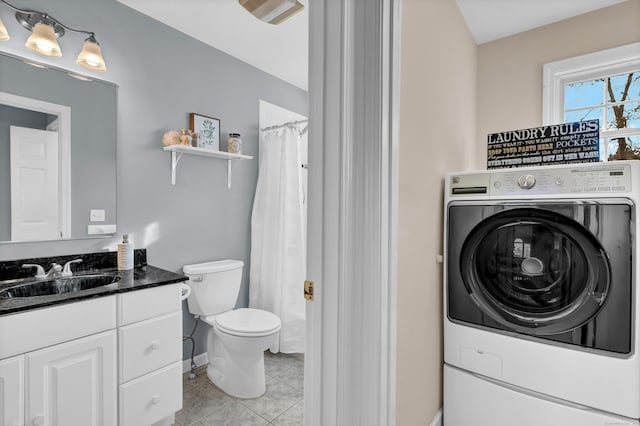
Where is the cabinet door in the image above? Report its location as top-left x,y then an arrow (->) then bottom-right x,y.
26,330 -> 117,426
0,355 -> 24,426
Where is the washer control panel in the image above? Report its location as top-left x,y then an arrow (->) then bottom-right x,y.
517,174 -> 536,189
449,163 -> 632,197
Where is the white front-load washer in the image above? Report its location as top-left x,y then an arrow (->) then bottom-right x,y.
443,161 -> 640,426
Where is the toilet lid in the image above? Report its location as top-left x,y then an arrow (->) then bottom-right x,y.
214,308 -> 281,335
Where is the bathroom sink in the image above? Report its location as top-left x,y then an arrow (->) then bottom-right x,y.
0,274 -> 120,299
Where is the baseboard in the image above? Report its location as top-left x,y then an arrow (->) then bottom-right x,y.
429,408 -> 442,426
182,353 -> 209,373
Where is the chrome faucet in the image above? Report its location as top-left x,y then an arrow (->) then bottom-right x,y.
22,259 -> 83,279
46,263 -> 63,278
62,259 -> 82,277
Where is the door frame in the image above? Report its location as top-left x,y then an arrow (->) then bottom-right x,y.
306,0 -> 401,424
0,92 -> 71,239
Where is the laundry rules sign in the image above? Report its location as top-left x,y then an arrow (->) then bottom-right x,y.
487,120 -> 600,169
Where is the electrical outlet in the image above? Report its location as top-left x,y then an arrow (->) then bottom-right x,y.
90,209 -> 105,222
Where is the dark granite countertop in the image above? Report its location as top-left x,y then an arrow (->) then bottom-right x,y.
0,250 -> 187,316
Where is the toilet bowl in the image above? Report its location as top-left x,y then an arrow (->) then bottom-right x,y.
183,260 -> 281,398
204,308 -> 280,398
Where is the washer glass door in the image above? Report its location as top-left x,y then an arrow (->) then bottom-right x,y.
461,208 -> 610,334
447,202 -> 632,354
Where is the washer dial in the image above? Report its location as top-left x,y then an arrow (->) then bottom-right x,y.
517,174 -> 536,189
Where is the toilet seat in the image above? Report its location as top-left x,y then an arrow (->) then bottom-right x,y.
206,308 -> 281,337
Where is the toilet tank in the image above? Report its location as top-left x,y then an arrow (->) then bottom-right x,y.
183,259 -> 244,316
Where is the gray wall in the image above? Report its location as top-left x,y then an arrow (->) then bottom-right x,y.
0,105 -> 49,241
0,0 -> 308,359
0,54 -> 118,239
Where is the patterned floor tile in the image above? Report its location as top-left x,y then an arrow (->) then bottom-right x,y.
188,400 -> 270,426
271,400 -> 304,426
238,377 -> 303,422
178,353 -> 305,426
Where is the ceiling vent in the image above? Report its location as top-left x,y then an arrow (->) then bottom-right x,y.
239,0 -> 304,25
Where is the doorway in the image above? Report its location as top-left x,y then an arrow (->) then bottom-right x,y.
0,92 -> 71,241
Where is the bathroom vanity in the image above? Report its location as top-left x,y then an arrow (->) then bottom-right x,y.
0,250 -> 187,426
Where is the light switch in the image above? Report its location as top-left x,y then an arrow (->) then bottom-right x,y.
90,209 -> 105,222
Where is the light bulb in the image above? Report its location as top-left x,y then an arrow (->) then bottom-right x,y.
25,22 -> 61,57
76,36 -> 106,72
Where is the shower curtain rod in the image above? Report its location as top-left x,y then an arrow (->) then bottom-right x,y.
260,119 -> 308,132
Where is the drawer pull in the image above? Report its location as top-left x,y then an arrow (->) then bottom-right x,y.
152,395 -> 160,405
150,341 -> 160,350
33,416 -> 45,425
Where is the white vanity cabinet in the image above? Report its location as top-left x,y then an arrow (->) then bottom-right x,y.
0,296 -> 118,426
0,355 -> 24,426
117,284 -> 182,426
0,282 -> 184,426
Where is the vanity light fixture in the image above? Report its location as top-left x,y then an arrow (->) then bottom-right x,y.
0,0 -> 107,71
24,20 -> 62,57
239,0 -> 304,25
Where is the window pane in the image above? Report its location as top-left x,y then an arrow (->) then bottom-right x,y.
607,135 -> 640,160
565,108 -> 603,125
608,72 -> 640,103
607,102 -> 640,129
565,79 -> 605,110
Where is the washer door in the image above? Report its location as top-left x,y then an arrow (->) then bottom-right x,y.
460,208 -> 611,335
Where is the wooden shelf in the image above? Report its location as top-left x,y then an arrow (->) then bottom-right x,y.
163,145 -> 253,188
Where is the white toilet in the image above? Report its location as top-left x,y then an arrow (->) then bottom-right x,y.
183,259 -> 281,399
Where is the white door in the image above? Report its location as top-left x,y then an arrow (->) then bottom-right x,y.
26,330 -> 117,426
10,125 -> 60,241
0,355 -> 24,426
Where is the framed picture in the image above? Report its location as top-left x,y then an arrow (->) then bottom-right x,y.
190,113 -> 220,151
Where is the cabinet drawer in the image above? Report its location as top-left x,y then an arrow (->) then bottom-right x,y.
117,284 -> 181,325
0,296 -> 116,358
119,311 -> 181,382
119,361 -> 182,426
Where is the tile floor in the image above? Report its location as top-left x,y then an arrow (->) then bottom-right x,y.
175,352 -> 304,426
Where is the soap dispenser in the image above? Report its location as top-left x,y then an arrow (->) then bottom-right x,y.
117,234 -> 134,270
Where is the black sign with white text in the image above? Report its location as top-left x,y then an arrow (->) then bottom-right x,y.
487,120 -> 600,169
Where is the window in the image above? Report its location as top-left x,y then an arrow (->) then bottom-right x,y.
543,43 -> 640,161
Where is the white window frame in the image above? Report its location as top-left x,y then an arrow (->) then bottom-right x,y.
542,42 -> 640,160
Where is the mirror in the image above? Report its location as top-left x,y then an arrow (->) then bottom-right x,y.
0,52 -> 117,243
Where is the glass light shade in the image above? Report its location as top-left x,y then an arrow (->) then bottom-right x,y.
76,39 -> 106,72
25,22 -> 61,57
0,17 -> 9,41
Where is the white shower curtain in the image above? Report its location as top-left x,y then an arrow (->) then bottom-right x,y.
249,125 -> 306,353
